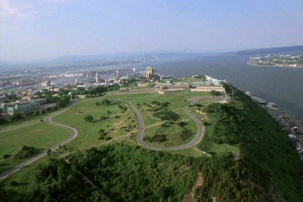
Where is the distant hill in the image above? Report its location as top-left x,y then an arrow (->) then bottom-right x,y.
235,45 -> 303,56
49,51 -> 201,63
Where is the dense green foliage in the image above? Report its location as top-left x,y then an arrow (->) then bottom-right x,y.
209,90 -> 221,96
32,143 -> 197,202
144,133 -> 167,142
11,145 -> 38,160
197,86 -> 303,201
84,115 -> 94,123
77,84 -> 120,96
153,108 -> 180,121
1,87 -> 302,202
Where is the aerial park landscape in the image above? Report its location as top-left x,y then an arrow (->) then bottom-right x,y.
1,0 -> 303,201
0,70 -> 302,201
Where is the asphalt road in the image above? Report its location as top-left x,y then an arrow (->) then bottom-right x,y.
125,99 -> 207,151
0,101 -> 79,181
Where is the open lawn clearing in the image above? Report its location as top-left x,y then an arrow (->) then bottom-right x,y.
52,98 -> 137,150
0,122 -> 70,174
0,113 -> 52,134
0,156 -> 49,195
168,147 -> 207,157
197,118 -> 239,156
108,91 -> 210,148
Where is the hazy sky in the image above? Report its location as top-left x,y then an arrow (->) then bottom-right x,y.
0,0 -> 303,61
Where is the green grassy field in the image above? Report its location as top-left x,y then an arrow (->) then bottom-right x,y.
109,91 -> 208,147
1,90 -> 235,182
52,98 -> 138,151
0,122 -> 70,173
192,105 -> 240,156
0,156 -> 49,195
0,113 -> 52,133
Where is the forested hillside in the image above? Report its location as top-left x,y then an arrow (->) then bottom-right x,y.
195,86 -> 303,201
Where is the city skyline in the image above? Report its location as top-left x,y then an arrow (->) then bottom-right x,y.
1,0 -> 303,61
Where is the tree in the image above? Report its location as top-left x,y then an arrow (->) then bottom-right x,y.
100,116 -> 107,120
11,112 -> 23,120
84,115 -> 94,122
47,148 -> 51,156
210,90 -> 221,96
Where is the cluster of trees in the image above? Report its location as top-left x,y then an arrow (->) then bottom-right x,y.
31,143 -> 197,201
77,84 -> 120,97
202,103 -> 241,144
84,114 -> 109,123
120,79 -> 138,87
3,145 -> 38,161
153,108 -> 180,121
118,104 -> 127,112
96,98 -> 111,106
98,129 -> 111,141
197,85 -> 303,201
144,134 -> 167,143
84,115 -> 94,123
209,90 -> 221,96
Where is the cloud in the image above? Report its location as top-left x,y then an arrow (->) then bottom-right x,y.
0,0 -> 64,19
0,0 -> 19,15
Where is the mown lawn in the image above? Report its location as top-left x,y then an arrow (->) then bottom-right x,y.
52,98 -> 138,150
0,112 -> 54,133
0,156 -> 49,195
111,91 -> 209,147
0,122 -> 70,173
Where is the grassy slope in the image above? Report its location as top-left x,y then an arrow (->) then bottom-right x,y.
0,113 -> 53,133
52,98 -> 138,150
110,91 -> 210,147
0,122 -> 70,173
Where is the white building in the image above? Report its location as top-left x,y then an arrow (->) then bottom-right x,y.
41,81 -> 51,88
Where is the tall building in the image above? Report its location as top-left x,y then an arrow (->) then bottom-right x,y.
95,72 -> 100,83
145,66 -> 155,79
41,80 -> 51,88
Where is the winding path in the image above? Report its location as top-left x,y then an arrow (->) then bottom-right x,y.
1,97 -> 209,181
0,101 -> 79,181
125,99 -> 208,152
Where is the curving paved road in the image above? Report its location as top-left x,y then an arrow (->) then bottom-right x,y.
125,99 -> 208,152
0,101 -> 79,181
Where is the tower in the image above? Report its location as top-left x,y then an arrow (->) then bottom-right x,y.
145,66 -> 155,79
95,72 -> 99,83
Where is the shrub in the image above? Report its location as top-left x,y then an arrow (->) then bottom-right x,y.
3,154 -> 10,159
84,115 -> 94,122
9,181 -> 18,186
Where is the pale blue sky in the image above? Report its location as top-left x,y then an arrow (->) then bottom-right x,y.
0,0 -> 303,61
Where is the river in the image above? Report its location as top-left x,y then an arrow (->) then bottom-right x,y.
135,55 -> 303,120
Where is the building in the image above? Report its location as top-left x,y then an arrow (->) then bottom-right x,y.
205,75 -> 224,85
0,94 -> 8,102
42,81 -> 51,88
191,86 -> 225,92
95,72 -> 100,83
0,102 -> 40,115
145,66 -> 155,79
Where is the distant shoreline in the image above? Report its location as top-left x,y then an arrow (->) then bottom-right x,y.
247,61 -> 303,68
